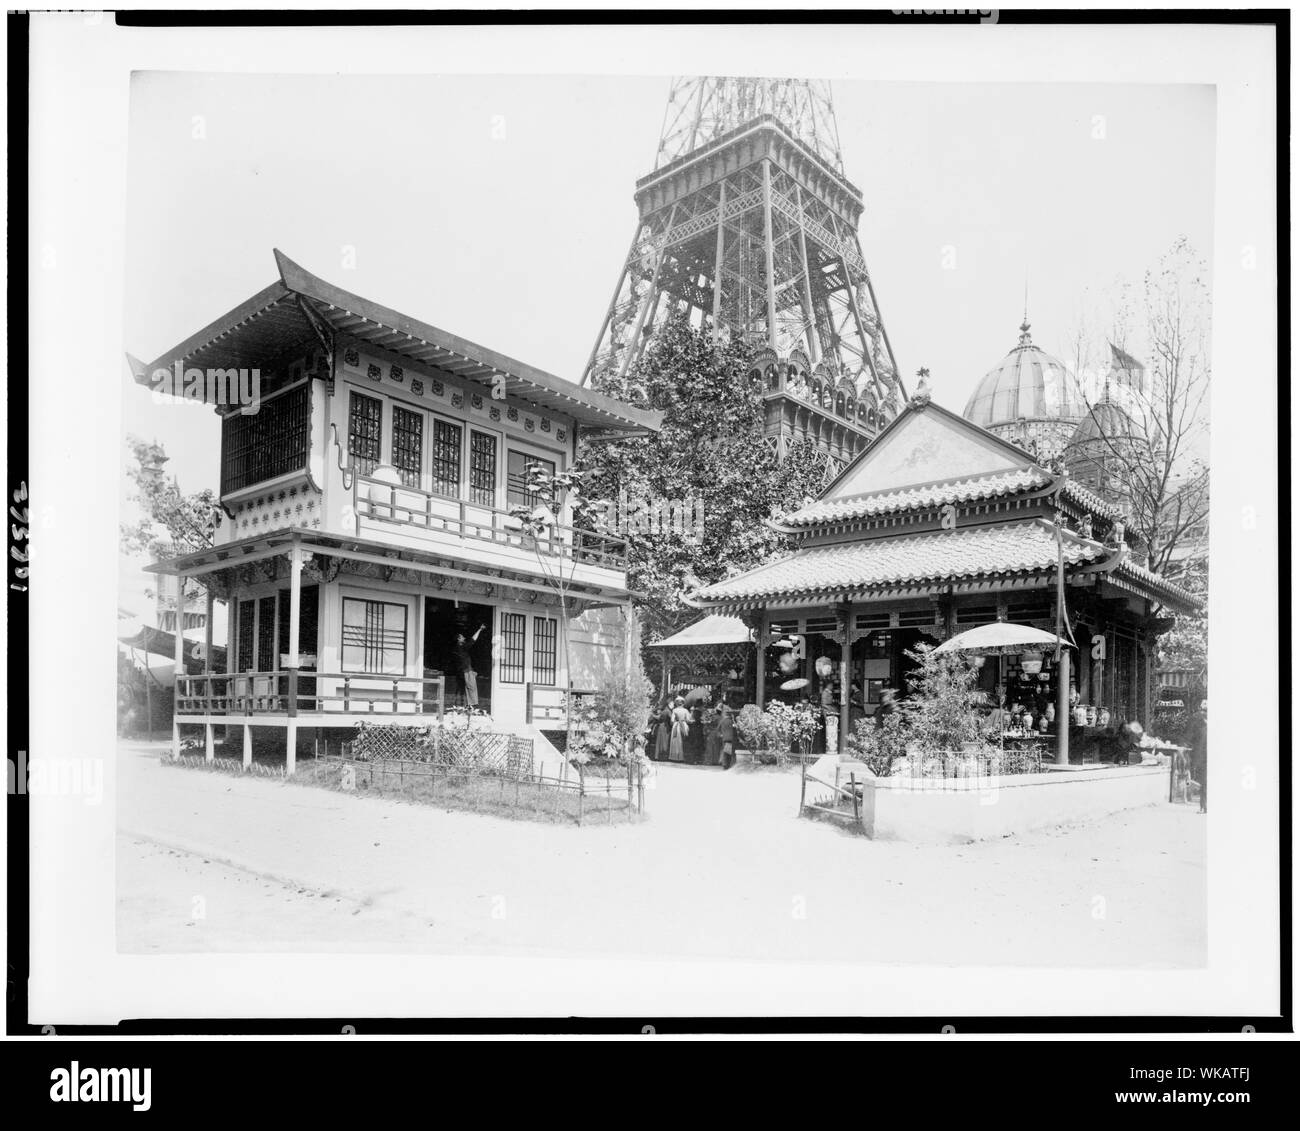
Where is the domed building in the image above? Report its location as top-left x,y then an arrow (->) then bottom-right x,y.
963,320 -> 1086,461
1063,396 -> 1143,517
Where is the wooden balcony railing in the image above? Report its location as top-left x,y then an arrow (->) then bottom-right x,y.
353,476 -> 628,571
176,671 -> 445,718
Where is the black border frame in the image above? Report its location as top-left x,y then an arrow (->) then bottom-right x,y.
6,6 -> 1291,1040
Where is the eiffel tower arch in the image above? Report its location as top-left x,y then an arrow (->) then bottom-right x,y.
583,76 -> 908,463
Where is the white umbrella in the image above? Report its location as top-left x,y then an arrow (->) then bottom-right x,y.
933,622 -> 1071,656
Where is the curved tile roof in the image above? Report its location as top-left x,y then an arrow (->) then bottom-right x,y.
695,520 -> 1107,606
781,467 -> 1052,527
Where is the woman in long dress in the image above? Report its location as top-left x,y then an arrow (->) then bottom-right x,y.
668,697 -> 690,762
653,700 -> 671,760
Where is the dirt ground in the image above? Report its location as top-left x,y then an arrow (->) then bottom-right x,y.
117,739 -> 1206,967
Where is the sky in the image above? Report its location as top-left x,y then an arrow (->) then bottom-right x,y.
119,72 -> 1215,620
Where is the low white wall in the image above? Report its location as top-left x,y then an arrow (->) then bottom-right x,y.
866,766 -> 1169,844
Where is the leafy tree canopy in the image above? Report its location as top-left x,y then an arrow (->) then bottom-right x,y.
579,316 -> 824,642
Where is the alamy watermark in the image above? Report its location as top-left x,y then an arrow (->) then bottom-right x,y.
590,490 -> 706,544
150,361 -> 261,414
9,750 -> 103,805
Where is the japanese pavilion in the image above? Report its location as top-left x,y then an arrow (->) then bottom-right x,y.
687,391 -> 1201,762
131,250 -> 661,771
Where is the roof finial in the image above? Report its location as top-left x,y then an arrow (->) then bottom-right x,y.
910,366 -> 932,406
1018,275 -> 1032,345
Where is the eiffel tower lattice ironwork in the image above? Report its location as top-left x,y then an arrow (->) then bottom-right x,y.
582,75 -> 907,464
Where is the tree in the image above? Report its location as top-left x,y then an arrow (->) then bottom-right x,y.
120,436 -> 225,618
120,436 -> 224,561
578,314 -> 824,644
1067,237 -> 1210,584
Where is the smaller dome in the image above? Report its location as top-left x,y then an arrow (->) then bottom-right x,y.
1068,399 -> 1139,447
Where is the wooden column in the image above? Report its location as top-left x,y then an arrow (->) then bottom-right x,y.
838,605 -> 852,755
1056,649 -> 1071,766
284,545 -> 309,776
242,724 -> 252,770
204,585 -> 215,721
204,586 -> 214,672
172,576 -> 185,759
754,611 -> 767,710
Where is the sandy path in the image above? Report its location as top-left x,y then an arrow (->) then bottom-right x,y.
116,741 -> 1205,966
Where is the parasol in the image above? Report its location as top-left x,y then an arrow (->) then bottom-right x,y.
933,623 -> 1072,657
682,686 -> 713,706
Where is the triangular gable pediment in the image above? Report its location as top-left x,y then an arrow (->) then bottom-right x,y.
823,401 -> 1037,501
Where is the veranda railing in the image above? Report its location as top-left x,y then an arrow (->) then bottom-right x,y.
175,671 -> 446,718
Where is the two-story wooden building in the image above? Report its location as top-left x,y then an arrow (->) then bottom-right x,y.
132,251 -> 661,770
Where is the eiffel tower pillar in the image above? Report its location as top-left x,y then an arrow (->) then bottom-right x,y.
583,76 -> 907,458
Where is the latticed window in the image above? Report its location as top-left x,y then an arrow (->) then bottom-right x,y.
431,419 -> 462,498
500,613 -> 526,684
532,617 -> 557,686
348,392 -> 383,477
392,404 -> 424,487
507,450 -> 555,509
237,599 -> 255,672
220,384 -> 310,495
470,431 -> 497,506
257,594 -> 277,670
341,598 -> 407,675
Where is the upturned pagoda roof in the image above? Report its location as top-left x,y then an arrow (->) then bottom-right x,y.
693,519 -> 1110,609
130,251 -> 662,437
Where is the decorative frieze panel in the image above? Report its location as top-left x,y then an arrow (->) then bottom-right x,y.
230,482 -> 324,536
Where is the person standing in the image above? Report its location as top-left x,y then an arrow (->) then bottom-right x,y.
875,687 -> 897,729
704,703 -> 722,766
668,696 -> 690,762
717,700 -> 737,770
653,699 -> 671,761
453,624 -> 486,709
688,702 -> 705,762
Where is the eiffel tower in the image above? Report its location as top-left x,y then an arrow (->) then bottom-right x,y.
582,76 -> 908,477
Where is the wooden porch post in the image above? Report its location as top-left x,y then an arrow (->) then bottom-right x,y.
284,544 -> 309,776
1056,649 -> 1071,766
754,611 -> 767,710
839,603 -> 852,755
203,584 -> 215,761
204,586 -> 214,674
172,575 -> 185,759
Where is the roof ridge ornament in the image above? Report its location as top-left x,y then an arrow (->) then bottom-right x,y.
909,366 -> 932,407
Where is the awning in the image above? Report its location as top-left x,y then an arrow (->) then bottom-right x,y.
647,614 -> 752,649
118,626 -> 225,671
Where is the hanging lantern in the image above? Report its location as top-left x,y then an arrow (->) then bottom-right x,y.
1020,651 -> 1044,675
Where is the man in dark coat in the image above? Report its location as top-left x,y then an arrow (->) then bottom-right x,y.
717,701 -> 737,770
453,625 -> 486,708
